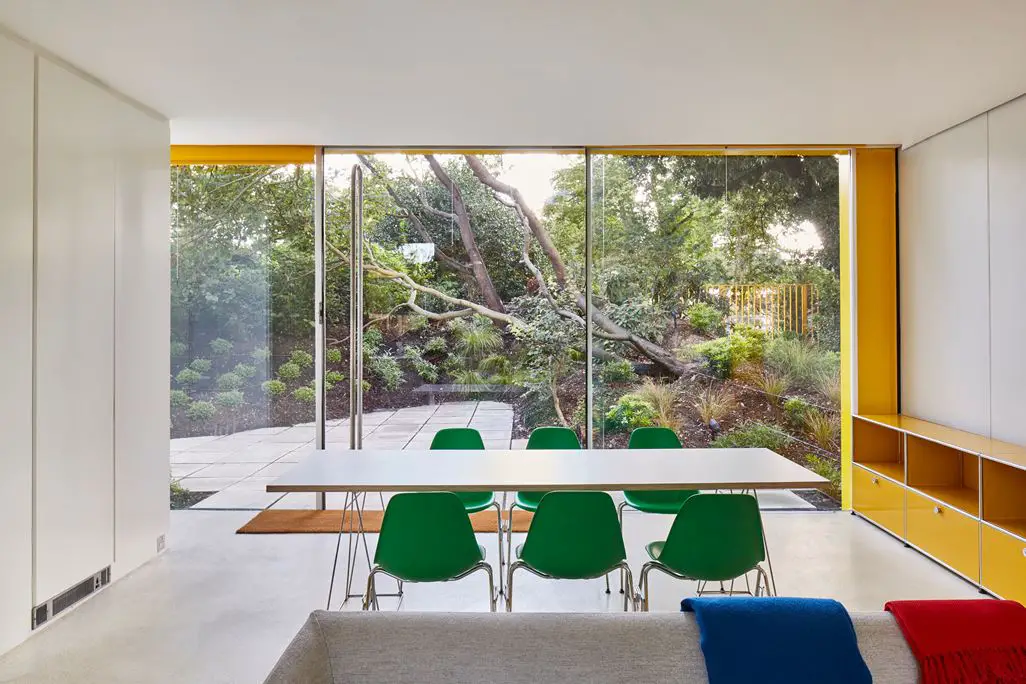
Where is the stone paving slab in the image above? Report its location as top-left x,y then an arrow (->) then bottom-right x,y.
172,400 -> 816,512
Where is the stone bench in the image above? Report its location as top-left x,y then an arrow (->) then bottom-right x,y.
411,383 -> 521,406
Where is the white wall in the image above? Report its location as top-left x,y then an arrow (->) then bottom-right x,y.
899,95 -> 1026,444
986,98 -> 1026,446
0,28 -> 169,654
0,33 -> 36,656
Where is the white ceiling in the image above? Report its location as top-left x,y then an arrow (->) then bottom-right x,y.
2,0 -> 1025,147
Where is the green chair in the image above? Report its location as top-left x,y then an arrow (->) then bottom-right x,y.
618,426 -> 699,591
639,493 -> 773,610
430,427 -> 503,571
506,427 -> 581,565
506,491 -> 635,612
363,492 -> 497,611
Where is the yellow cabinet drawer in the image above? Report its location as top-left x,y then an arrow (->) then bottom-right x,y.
907,490 -> 979,581
982,525 -> 1026,604
853,465 -> 905,537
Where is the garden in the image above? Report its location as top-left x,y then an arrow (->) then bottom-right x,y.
170,152 -> 843,502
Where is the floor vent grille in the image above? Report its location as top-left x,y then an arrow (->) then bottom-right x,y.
32,567 -> 111,628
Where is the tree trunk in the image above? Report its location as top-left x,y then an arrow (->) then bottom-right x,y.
424,155 -> 506,314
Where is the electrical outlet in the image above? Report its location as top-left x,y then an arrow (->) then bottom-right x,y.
157,534 -> 166,553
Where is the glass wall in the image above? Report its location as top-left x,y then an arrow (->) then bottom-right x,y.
169,149 -> 846,506
170,164 -> 315,479
325,151 -> 586,450
589,151 -> 844,501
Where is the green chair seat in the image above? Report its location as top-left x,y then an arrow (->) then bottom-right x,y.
624,490 -> 698,514
507,491 -> 635,611
364,491 -> 497,611
645,541 -> 664,560
513,491 -> 545,511
430,428 -> 495,509
623,427 -> 697,512
458,492 -> 497,513
638,493 -> 773,609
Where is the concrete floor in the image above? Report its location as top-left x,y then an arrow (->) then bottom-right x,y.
0,509 -> 980,684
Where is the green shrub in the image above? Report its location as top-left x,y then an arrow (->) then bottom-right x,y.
292,386 -> 316,403
711,421 -> 790,451
805,454 -> 841,500
325,370 -> 345,384
233,363 -> 257,379
424,336 -> 447,354
406,314 -> 428,332
765,337 -> 839,390
214,390 -> 245,409
694,326 -> 766,379
170,389 -> 191,409
289,349 -> 313,368
170,341 -> 188,358
600,359 -> 637,384
250,347 -> 271,363
783,397 -> 812,426
363,327 -> 384,351
326,347 -> 343,364
216,372 -> 244,391
604,395 -> 657,434
188,358 -> 212,373
209,338 -> 233,357
185,401 -> 216,421
369,353 -> 405,391
175,368 -> 202,386
262,379 -> 287,396
403,348 -> 439,382
277,361 -> 301,380
450,317 -> 502,358
804,408 -> 840,450
686,302 -> 724,335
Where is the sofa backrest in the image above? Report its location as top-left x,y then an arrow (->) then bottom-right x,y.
264,611 -> 918,684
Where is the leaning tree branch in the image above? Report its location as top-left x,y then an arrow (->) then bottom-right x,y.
356,154 -> 471,279
465,153 -> 698,375
464,154 -> 568,287
424,155 -> 506,314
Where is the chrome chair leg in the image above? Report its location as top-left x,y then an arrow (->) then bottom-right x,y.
506,561 -> 523,612
362,567 -> 379,611
491,500 -> 504,588
618,562 -> 637,611
617,500 -> 630,593
753,490 -> 778,595
482,562 -> 497,612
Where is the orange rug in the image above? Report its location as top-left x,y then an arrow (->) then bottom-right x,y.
237,508 -> 533,534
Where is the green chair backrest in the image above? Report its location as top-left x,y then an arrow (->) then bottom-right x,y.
430,427 -> 486,450
657,493 -> 766,581
526,426 -> 582,450
374,492 -> 484,582
628,426 -> 683,449
519,491 -> 626,579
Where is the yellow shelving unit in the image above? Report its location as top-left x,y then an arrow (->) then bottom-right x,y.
853,414 -> 1026,603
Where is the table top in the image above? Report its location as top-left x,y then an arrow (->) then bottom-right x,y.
266,447 -> 828,493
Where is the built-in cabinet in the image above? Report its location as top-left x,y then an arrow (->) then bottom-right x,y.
0,29 -> 169,655
853,415 -> 1026,604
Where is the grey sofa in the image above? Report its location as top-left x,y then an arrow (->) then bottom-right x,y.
264,611 -> 918,683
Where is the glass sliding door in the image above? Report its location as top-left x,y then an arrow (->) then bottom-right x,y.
588,149 -> 845,502
170,161 -> 315,500
325,149 -> 586,452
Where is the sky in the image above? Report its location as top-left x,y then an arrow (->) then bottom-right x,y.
326,152 -> 823,256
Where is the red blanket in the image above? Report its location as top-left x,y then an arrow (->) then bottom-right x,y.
885,600 -> 1026,683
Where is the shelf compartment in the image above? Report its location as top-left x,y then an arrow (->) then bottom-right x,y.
982,524 -> 1026,603
852,464 -> 905,537
906,435 -> 979,516
982,459 -> 1026,537
853,417 -> 904,482
907,489 -> 980,581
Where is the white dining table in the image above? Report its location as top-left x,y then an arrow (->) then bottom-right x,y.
267,447 -> 828,607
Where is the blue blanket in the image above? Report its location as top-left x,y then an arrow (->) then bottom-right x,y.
681,597 -> 871,684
